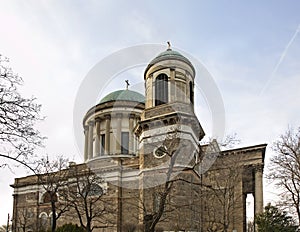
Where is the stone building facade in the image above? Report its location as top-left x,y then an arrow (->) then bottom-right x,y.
11,47 -> 266,232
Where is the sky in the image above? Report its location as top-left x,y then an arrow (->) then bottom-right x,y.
0,0 -> 300,225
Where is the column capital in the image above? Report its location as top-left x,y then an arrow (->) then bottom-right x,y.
129,113 -> 135,119
95,117 -> 101,122
254,164 -> 264,173
88,120 -> 95,126
104,114 -> 111,120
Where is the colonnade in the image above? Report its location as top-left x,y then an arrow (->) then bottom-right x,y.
83,113 -> 137,161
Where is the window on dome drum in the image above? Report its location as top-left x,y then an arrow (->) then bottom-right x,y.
189,81 -> 194,104
121,132 -> 129,154
100,134 -> 105,155
155,74 -> 168,106
43,191 -> 57,203
93,138 -> 96,155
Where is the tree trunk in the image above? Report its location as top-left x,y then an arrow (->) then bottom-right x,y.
144,215 -> 154,232
86,220 -> 92,232
51,201 -> 56,232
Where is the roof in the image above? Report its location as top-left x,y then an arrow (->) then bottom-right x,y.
99,89 -> 145,104
150,48 -> 193,66
144,48 -> 195,77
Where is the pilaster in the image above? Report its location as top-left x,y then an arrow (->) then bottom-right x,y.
84,125 -> 89,161
95,118 -> 101,156
116,113 -> 122,154
105,115 -> 111,155
129,114 -> 135,154
88,121 -> 94,160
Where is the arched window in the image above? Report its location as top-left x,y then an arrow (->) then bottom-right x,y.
39,212 -> 48,229
155,74 -> 168,106
42,191 -> 58,203
189,81 -> 194,104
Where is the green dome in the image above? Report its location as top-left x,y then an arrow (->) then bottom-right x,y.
149,48 -> 193,66
144,48 -> 195,78
99,90 -> 145,104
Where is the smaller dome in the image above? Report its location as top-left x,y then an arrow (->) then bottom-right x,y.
99,90 -> 145,104
150,48 -> 193,66
144,48 -> 195,77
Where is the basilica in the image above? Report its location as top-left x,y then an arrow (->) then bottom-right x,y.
11,47 -> 266,232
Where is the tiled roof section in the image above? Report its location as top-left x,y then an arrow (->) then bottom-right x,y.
99,90 -> 145,104
149,48 -> 193,66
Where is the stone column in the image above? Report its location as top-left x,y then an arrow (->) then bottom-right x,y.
170,68 -> 175,102
129,114 -> 135,154
84,125 -> 89,161
105,115 -> 111,155
88,121 -> 94,160
255,165 -> 264,215
243,193 -> 247,232
95,118 -> 101,156
116,113 -> 122,154
145,75 -> 152,108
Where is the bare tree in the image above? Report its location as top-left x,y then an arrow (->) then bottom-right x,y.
122,223 -> 137,232
134,131 -> 242,232
67,165 -> 114,232
14,208 -> 35,232
133,130 -> 232,232
218,133 -> 241,149
0,225 -> 9,232
201,133 -> 241,150
172,134 -> 241,232
247,221 -> 255,232
200,141 -> 244,232
202,162 -> 243,231
36,155 -> 70,232
137,124 -> 206,232
268,126 -> 300,223
0,54 -> 44,169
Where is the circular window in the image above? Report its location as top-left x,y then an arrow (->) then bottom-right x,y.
153,146 -> 167,158
83,184 -> 103,197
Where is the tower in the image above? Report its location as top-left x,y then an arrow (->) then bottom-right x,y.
135,46 -> 205,172
134,46 -> 205,230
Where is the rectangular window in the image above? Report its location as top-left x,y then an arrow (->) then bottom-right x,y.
121,132 -> 129,154
100,134 -> 105,155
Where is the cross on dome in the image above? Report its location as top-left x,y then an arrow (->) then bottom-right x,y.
125,80 -> 130,90
167,41 -> 171,50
